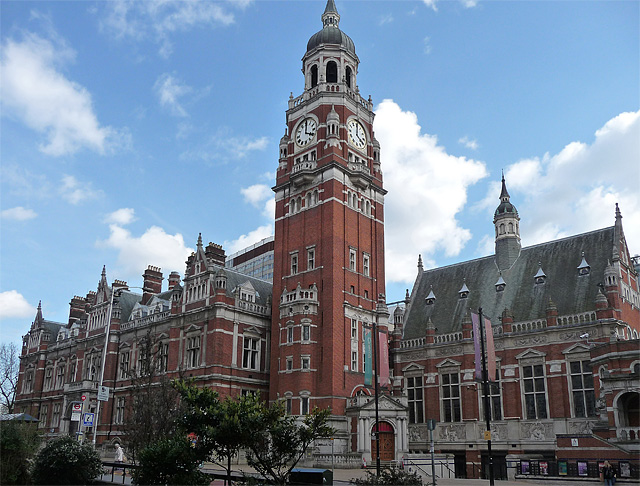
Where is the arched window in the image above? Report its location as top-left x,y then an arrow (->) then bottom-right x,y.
508,222 -> 514,233
345,66 -> 352,88
499,223 -> 505,235
310,65 -> 318,88
306,193 -> 312,207
326,61 -> 338,83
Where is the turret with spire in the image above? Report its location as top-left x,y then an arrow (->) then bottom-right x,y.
494,173 -> 521,271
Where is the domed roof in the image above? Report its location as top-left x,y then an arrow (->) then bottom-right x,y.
307,27 -> 356,55
306,0 -> 355,56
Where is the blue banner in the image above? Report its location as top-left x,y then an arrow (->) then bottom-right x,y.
364,328 -> 372,386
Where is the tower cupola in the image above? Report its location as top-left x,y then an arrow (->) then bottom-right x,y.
494,174 -> 521,271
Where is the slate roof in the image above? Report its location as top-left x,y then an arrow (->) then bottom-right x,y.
403,226 -> 616,339
219,266 -> 272,306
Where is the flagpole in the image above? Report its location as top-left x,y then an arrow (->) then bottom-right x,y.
478,307 -> 495,485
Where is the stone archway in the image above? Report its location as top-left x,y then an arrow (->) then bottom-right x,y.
371,421 -> 395,461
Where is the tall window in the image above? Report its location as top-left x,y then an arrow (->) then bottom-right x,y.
85,354 -> 100,381
186,336 -> 201,368
44,367 -> 53,391
351,351 -> 358,371
243,336 -> 260,370
351,319 -> 358,339
157,343 -> 169,373
120,352 -> 130,379
301,397 -> 310,415
286,357 -> 293,371
68,359 -> 77,382
307,248 -> 315,270
55,364 -> 65,389
349,249 -> 357,271
407,376 -> 424,423
115,397 -> 126,424
570,360 -> 596,417
52,403 -> 61,428
23,369 -> 34,393
301,356 -> 310,370
482,369 -> 502,421
363,254 -> 370,277
287,326 -> 294,344
38,405 -> 48,428
441,372 -> 461,422
522,364 -> 547,419
302,324 -> 311,342
286,398 -> 293,415
291,253 -> 298,275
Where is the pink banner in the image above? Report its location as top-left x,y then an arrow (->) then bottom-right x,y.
484,316 -> 496,382
378,331 -> 389,386
471,313 -> 482,381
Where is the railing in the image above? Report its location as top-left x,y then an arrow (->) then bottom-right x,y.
618,427 -> 640,441
348,162 -> 370,175
400,337 -> 426,349
288,84 -> 373,111
121,311 -> 171,331
434,331 -> 463,344
291,160 -> 317,174
237,300 -> 269,315
556,312 -> 597,327
312,452 -> 362,468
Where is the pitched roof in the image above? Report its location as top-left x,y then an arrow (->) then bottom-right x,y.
403,226 -> 615,339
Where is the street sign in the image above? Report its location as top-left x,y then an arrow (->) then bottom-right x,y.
484,430 -> 492,440
427,419 -> 437,431
71,412 -> 81,422
97,386 -> 109,401
72,403 -> 82,412
81,395 -> 86,401
82,412 -> 94,427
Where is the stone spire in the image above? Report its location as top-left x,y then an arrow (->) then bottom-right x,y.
494,174 -> 521,271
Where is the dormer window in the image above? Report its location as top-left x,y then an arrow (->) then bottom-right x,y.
495,275 -> 506,292
534,262 -> 547,284
577,252 -> 590,276
458,281 -> 469,299
425,286 -> 436,305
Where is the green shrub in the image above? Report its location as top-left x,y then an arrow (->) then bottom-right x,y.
351,467 -> 423,486
0,421 -> 41,485
131,436 -> 209,486
31,435 -> 103,485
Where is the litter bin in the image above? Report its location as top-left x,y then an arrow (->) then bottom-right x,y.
289,468 -> 333,485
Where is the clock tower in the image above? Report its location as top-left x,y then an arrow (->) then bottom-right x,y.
270,0 -> 391,455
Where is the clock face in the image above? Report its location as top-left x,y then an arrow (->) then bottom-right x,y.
295,118 -> 317,147
348,119 -> 367,149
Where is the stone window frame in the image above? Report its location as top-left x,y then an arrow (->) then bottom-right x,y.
563,344 -> 596,418
437,359 -> 462,423
242,334 -> 261,371
517,350 -> 549,420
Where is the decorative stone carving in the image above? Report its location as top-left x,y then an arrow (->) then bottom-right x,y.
569,420 -> 594,434
408,425 -> 427,442
439,424 -> 465,441
463,372 -> 473,381
504,368 -> 516,377
426,374 -> 436,383
521,421 -> 553,440
515,336 -> 547,346
436,346 -> 462,357
549,364 -> 562,373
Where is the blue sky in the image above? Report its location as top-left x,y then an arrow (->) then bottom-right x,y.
1,0 -> 639,347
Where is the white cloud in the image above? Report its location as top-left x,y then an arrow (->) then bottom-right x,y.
0,291 -> 36,320
423,36 -> 432,55
374,99 -> 488,283
0,32 -> 119,156
97,224 -> 194,279
225,225 -> 273,254
1,207 -> 37,221
422,0 -> 438,12
241,184 -> 272,207
104,208 -> 136,225
100,1 -> 243,57
180,129 -> 269,163
458,136 -> 479,150
478,110 -> 640,253
379,14 -> 394,26
154,73 -> 192,117
461,0 -> 479,8
59,175 -> 102,204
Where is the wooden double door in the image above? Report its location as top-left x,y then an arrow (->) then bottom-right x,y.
371,422 -> 395,461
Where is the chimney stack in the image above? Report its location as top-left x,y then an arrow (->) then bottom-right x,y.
168,271 -> 181,290
142,266 -> 163,305
205,242 -> 226,267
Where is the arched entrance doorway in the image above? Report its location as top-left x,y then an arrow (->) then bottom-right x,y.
371,422 -> 395,461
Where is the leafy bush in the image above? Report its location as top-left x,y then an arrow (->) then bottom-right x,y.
0,421 -> 41,485
31,435 -> 103,485
131,436 -> 209,486
351,467 -> 423,486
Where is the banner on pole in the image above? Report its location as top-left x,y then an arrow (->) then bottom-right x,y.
378,331 -> 389,386
472,312 -> 497,382
364,328 -> 372,386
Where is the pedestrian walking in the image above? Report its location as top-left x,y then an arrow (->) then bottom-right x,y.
602,460 -> 616,486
